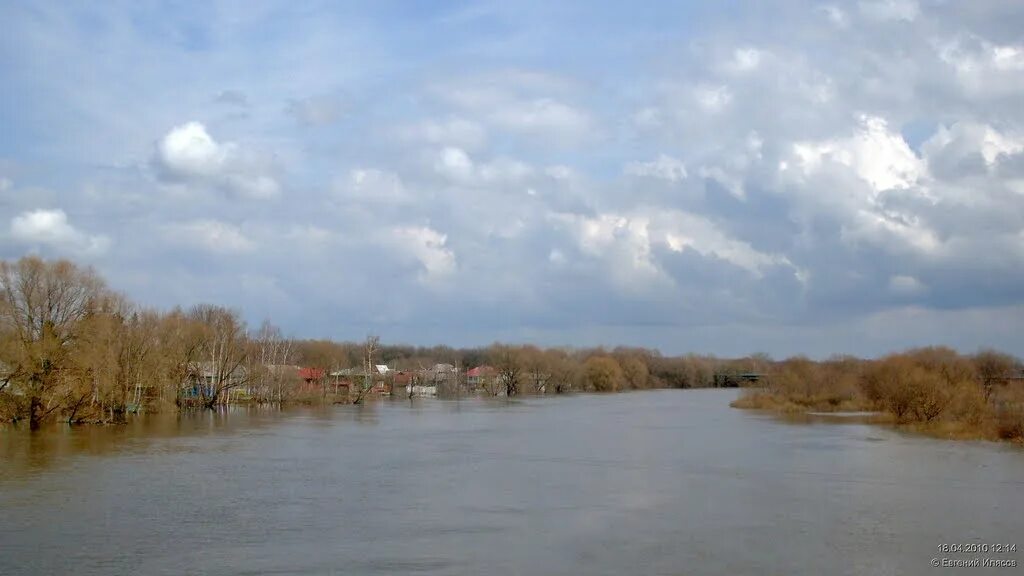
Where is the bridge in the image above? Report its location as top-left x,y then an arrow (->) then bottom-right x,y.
712,372 -> 764,388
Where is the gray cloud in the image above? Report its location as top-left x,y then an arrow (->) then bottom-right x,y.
2,1 -> 1023,357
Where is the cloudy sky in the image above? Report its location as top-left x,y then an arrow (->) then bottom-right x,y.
1,1 -> 1022,357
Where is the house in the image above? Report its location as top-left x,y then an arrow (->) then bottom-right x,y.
421,363 -> 458,381
327,368 -> 363,396
328,366 -> 392,398
182,361 -> 248,400
466,365 -> 496,389
416,363 -> 458,392
293,367 -> 327,394
430,363 -> 457,375
298,367 -> 325,384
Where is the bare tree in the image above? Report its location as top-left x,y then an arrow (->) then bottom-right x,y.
352,334 -> 380,404
521,346 -> 549,394
188,305 -> 250,409
0,257 -> 106,429
155,308 -> 204,408
252,320 -> 294,403
546,351 -> 576,394
68,295 -> 160,423
493,345 -> 522,396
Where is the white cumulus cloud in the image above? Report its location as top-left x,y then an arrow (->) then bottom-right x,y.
433,147 -> 534,185
10,209 -> 110,255
154,122 -> 280,199
391,226 -> 456,284
791,115 -> 925,194
937,36 -> 1024,99
921,121 -> 1024,175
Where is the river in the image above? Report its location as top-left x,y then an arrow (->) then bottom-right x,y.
1,389 -> 1022,575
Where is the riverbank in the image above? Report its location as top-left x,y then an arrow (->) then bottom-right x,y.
732,391 -> 1024,443
730,349 -> 1024,444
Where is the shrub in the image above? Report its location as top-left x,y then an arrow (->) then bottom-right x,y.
620,357 -> 650,390
581,356 -> 624,392
947,382 -> 988,427
864,355 -> 954,423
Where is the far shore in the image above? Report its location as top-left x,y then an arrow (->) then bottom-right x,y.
730,349 -> 1024,444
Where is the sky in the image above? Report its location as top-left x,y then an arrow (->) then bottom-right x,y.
1,0 -> 1022,358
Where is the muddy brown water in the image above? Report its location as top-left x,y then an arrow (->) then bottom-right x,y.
2,389 -> 1022,575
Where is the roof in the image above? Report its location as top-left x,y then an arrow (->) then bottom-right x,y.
298,367 -> 325,380
467,365 -> 495,377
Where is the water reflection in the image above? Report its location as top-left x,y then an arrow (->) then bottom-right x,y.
1,405 -> 309,481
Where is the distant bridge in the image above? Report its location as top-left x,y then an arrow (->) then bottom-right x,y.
712,373 -> 763,388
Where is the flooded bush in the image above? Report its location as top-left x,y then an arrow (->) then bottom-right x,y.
766,357 -> 817,404
581,356 -> 624,392
862,354 -> 956,423
734,346 -> 1024,441
730,390 -> 803,412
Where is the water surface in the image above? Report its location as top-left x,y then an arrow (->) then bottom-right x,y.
2,390 -> 1022,575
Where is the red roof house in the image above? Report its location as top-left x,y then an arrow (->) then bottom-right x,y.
297,367 -> 325,383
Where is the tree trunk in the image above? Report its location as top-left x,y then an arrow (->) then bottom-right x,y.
29,395 -> 42,430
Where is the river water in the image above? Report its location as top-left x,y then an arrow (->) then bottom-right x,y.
1,389 -> 1022,575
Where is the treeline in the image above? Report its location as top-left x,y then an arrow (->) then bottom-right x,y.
732,348 -> 1024,441
0,256 -> 760,428
289,341 -> 758,392
4,256 -> 1021,441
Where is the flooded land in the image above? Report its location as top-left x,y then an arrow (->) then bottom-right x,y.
2,389 -> 1022,575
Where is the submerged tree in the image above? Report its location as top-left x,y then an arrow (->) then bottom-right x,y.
352,334 -> 380,404
251,320 -> 295,403
0,257 -> 107,428
493,345 -> 522,396
187,305 -> 250,409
